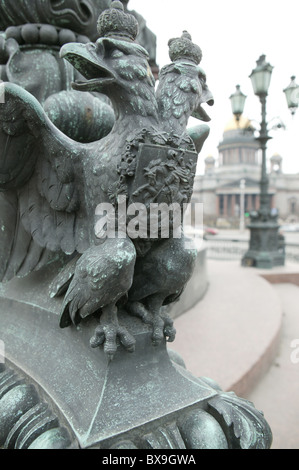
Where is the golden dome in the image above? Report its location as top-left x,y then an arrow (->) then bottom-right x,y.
224,115 -> 253,132
270,153 -> 282,161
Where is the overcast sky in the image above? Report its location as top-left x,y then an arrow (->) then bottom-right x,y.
129,0 -> 299,175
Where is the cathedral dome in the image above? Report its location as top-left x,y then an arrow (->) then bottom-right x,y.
218,115 -> 259,168
224,115 -> 254,132
270,153 -> 282,162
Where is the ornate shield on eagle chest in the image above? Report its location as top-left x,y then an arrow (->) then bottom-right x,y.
129,143 -> 198,207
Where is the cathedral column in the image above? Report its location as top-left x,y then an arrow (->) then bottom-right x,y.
231,194 -> 236,217
216,195 -> 220,216
256,195 -> 260,210
247,194 -> 252,211
223,195 -> 228,216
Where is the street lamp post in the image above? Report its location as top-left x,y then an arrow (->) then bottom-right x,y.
241,55 -> 285,268
283,76 -> 299,116
230,85 -> 247,124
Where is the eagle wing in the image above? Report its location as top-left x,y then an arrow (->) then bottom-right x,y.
0,82 -> 89,281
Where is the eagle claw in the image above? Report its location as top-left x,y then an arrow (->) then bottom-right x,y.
90,322 -> 136,359
128,301 -> 176,345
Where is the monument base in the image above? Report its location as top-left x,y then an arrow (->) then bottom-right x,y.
0,263 -> 272,449
242,222 -> 285,269
242,249 -> 285,269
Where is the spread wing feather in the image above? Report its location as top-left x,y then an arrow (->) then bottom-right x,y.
0,191 -> 52,281
0,82 -> 89,282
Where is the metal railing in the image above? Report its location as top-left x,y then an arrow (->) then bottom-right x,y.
285,243 -> 299,264
206,238 -> 248,260
206,238 -> 299,263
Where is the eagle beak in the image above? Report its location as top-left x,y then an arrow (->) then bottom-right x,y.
60,41 -> 116,92
192,88 -> 214,122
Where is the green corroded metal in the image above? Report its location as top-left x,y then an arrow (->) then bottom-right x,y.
0,0 -> 273,450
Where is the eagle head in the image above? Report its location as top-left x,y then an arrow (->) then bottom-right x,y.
60,1 -> 155,97
60,37 -> 155,95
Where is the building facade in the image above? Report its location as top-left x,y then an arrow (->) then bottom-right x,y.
193,116 -> 299,227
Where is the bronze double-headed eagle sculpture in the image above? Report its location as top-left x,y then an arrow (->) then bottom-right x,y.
0,1 -> 213,358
